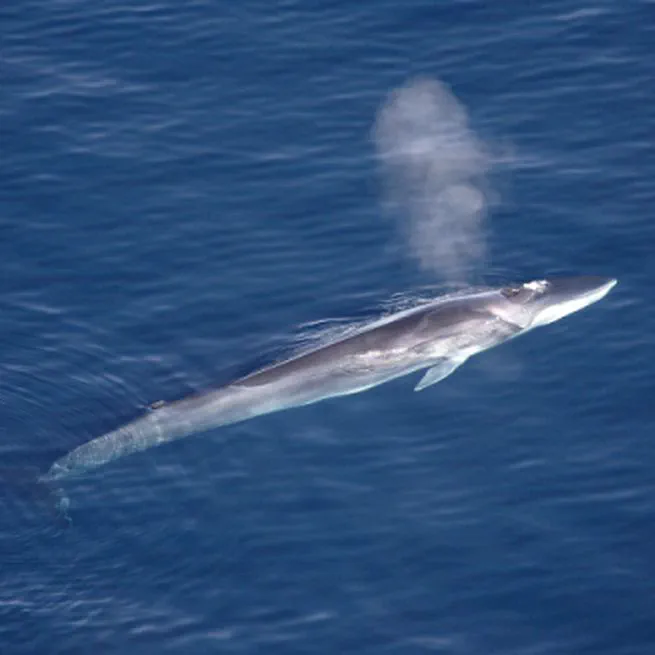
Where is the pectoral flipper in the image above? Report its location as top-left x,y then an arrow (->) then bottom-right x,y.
414,357 -> 467,391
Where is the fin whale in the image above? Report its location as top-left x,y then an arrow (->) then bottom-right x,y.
35,276 -> 616,512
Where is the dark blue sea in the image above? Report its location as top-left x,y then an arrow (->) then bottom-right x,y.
2,1 -> 654,653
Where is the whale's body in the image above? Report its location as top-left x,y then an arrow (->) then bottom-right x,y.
43,276 -> 616,485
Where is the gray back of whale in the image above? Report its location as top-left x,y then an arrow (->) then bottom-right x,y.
44,289 -> 512,482
235,291 -> 512,391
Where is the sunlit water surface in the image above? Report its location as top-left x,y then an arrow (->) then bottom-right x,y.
2,1 -> 654,653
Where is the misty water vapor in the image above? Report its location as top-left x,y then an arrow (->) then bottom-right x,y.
373,78 -> 492,284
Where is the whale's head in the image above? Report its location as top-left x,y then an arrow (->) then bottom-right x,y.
491,276 -> 617,330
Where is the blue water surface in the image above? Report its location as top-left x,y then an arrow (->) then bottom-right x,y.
2,1 -> 654,653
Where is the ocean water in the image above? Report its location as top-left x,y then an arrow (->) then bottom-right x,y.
1,1 -> 654,653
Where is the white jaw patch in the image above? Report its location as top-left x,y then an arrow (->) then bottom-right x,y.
531,279 -> 617,328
